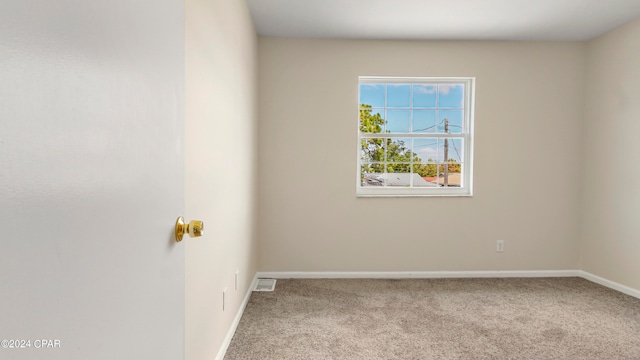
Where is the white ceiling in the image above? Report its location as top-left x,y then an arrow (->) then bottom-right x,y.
247,0 -> 640,41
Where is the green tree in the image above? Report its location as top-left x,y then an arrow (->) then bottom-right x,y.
359,104 -> 384,134
414,160 -> 437,177
359,104 -> 386,174
441,159 -> 461,173
360,104 -> 425,175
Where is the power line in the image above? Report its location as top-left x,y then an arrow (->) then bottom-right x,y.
451,140 -> 461,161
412,124 -> 437,132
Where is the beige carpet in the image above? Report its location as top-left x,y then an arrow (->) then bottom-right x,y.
225,278 -> 640,359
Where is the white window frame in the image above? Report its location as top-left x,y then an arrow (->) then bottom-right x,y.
356,76 -> 475,197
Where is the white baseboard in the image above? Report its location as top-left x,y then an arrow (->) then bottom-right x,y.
579,271 -> 640,300
215,273 -> 259,360
257,270 -> 581,279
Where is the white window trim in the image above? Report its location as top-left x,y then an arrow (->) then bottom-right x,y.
356,76 -> 475,197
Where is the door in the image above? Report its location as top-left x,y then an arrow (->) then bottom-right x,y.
0,1 -> 185,359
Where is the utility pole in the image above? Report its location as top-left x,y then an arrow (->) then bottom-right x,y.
443,118 -> 449,187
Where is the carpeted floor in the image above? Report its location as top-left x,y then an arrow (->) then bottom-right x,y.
224,277 -> 640,359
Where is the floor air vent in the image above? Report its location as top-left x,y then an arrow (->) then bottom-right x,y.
254,279 -> 276,292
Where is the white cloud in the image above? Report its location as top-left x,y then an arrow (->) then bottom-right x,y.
438,84 -> 463,95
417,148 -> 440,161
414,85 -> 436,94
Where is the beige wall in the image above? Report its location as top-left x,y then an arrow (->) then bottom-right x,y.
580,18 -> 640,290
258,39 -> 585,272
185,0 -> 258,359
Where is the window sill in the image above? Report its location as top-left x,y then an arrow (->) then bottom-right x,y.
356,189 -> 473,198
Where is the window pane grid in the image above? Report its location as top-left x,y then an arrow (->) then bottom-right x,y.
358,77 -> 473,195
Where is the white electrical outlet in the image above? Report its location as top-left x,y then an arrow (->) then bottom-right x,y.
497,240 -> 505,252
222,288 -> 227,311
235,271 -> 239,291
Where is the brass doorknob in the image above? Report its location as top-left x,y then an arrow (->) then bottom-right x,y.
175,217 -> 204,242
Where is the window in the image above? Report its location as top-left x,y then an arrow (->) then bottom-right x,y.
357,77 -> 475,197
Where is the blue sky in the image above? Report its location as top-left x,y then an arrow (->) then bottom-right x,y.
360,83 -> 465,134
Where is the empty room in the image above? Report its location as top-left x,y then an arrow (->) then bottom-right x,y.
2,0 -> 640,359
